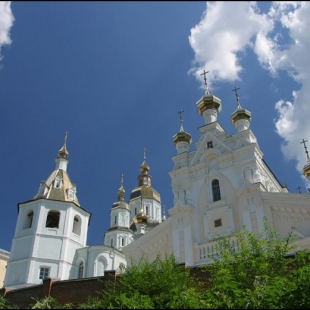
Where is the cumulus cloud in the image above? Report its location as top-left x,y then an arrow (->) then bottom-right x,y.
0,1 -> 14,62
189,1 -> 310,187
188,1 -> 272,87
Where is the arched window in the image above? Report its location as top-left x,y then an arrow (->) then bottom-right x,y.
96,257 -> 106,276
78,261 -> 84,279
121,237 -> 125,247
46,211 -> 60,228
72,215 -> 81,235
24,210 -> 34,229
212,179 -> 221,202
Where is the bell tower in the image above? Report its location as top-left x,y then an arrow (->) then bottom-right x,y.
4,133 -> 91,289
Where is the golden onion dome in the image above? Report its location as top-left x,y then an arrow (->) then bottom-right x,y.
231,86 -> 251,124
57,131 -> 69,159
112,200 -> 130,211
130,185 -> 161,203
173,109 -> 192,144
134,208 -> 148,223
231,108 -> 251,124
302,161 -> 310,180
111,174 -> 130,210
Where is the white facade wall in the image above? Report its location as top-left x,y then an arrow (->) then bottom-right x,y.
4,199 -> 90,288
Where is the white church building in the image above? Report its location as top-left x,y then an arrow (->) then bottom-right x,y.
4,78 -> 310,290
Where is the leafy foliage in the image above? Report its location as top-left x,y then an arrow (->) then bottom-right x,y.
78,253 -> 206,309
3,220 -> 310,308
29,296 -> 73,309
203,218 -> 310,309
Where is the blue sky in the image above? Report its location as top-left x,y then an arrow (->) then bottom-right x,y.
0,1 -> 309,252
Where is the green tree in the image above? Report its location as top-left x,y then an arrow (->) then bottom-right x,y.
203,218 -> 310,309
78,254 -> 207,309
29,296 -> 73,309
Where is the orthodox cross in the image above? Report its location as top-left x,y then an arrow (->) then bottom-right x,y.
178,109 -> 184,125
200,70 -> 209,94
143,147 -> 147,160
232,86 -> 241,109
120,174 -> 124,187
300,139 -> 309,160
297,185 -> 302,193
64,131 -> 68,144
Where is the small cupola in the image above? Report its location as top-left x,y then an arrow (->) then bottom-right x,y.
138,148 -> 152,187
55,131 -> 69,171
196,70 -> 222,124
112,174 -> 131,210
230,86 -> 251,132
172,109 -> 192,154
301,139 -> 310,182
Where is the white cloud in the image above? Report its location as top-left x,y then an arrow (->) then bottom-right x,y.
188,1 -> 272,88
189,1 -> 310,187
0,1 -> 14,61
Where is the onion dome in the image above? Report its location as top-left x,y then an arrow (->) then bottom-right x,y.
301,139 -> 310,181
112,174 -> 130,210
172,109 -> 192,154
130,149 -> 161,203
57,131 -> 69,159
134,207 -> 148,224
196,70 -> 222,124
231,86 -> 251,132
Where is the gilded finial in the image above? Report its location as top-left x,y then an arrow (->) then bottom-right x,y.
232,86 -> 241,109
300,139 -> 310,161
143,147 -> 147,161
120,174 -> 124,187
118,173 -> 125,201
200,70 -> 209,95
57,131 -> 69,159
64,131 -> 68,144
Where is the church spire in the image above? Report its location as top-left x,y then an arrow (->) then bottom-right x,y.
230,87 -> 251,132
55,131 -> 69,171
196,69 -> 222,124
172,109 -> 192,154
138,148 -> 151,187
117,174 -> 125,201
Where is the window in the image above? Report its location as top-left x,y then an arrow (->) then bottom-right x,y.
207,141 -> 213,149
54,176 -> 62,189
214,219 -> 222,227
121,237 -> 125,247
145,206 -> 149,215
46,211 -> 60,228
78,262 -> 84,279
212,179 -> 221,202
72,215 -> 81,235
135,208 -> 137,215
114,215 -> 117,224
24,210 -> 34,229
67,187 -> 76,200
39,267 -> 50,280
